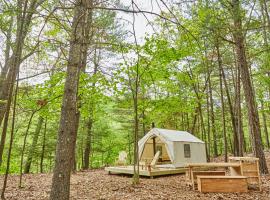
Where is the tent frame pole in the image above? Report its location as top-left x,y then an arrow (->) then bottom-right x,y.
153,137 -> 156,156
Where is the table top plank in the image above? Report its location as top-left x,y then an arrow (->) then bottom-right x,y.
228,157 -> 259,161
186,163 -> 241,167
196,175 -> 247,179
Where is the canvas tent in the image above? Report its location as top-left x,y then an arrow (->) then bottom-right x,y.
139,128 -> 206,168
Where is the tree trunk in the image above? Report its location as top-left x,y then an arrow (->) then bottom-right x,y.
198,100 -> 209,162
186,113 -> 190,132
0,0 -> 44,153
191,107 -> 199,134
131,51 -> 140,183
24,116 -> 44,173
82,47 -> 98,170
259,0 -> 269,46
228,132 -> 233,154
132,87 -> 140,184
261,100 -> 270,148
71,5 -> 93,173
235,62 -> 244,156
260,0 -> 270,33
1,73 -> 18,199
0,18 -> 13,107
188,69 -> 210,161
208,74 -> 218,157
259,0 -> 270,149
40,117 -> 47,173
219,62 -> 240,156
19,111 -> 36,187
206,82 -> 211,158
0,67 -> 16,166
130,2 -> 140,184
83,118 -> 93,170
50,0 -> 92,199
232,0 -> 268,174
142,109 -> 146,135
216,41 -> 228,162
128,130 -> 132,164
71,112 -> 80,173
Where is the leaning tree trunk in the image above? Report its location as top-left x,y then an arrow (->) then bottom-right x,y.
232,0 -> 268,174
24,116 -> 44,173
50,0 -> 92,199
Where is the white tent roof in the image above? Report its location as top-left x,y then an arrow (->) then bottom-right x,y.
153,128 -> 204,143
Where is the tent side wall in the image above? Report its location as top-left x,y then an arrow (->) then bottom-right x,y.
172,142 -> 206,167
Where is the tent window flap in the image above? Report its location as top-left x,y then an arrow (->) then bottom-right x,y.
184,144 -> 191,158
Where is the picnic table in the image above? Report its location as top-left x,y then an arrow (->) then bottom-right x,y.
185,162 -> 242,190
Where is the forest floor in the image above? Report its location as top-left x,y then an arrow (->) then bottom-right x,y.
1,152 -> 270,200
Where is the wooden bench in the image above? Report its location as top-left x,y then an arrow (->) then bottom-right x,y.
186,170 -> 226,186
197,176 -> 248,193
194,171 -> 226,183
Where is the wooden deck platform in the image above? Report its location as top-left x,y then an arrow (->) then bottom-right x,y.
105,165 -> 186,177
